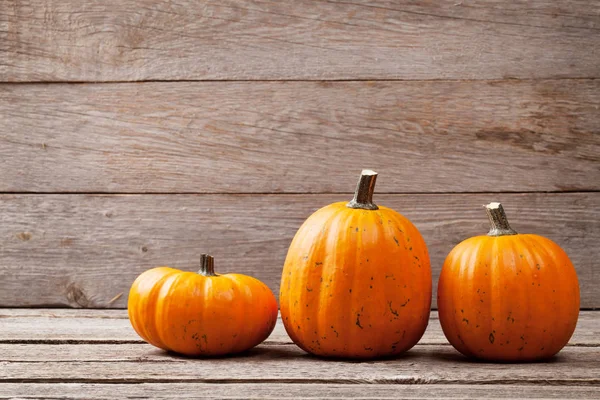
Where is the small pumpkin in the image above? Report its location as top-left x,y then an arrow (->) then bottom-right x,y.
280,170 -> 432,359
128,254 -> 278,356
437,202 -> 580,361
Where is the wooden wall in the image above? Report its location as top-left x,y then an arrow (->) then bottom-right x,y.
1,0 -> 599,308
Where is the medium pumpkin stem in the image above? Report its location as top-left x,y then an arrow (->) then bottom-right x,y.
198,254 -> 217,276
485,202 -> 518,236
347,170 -> 379,210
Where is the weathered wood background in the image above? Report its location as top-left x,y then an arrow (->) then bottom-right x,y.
1,0 -> 599,309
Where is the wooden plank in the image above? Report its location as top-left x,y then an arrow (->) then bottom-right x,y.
0,344 -> 599,384
1,193 -> 598,308
1,80 -> 599,193
1,383 -> 599,399
0,309 -> 140,343
2,0 -> 599,82
1,310 -> 599,346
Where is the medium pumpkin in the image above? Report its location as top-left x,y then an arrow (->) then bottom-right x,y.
128,254 -> 278,356
280,170 -> 432,359
437,202 -> 580,361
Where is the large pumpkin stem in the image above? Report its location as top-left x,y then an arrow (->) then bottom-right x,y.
485,202 -> 517,236
347,170 -> 379,210
198,254 -> 217,276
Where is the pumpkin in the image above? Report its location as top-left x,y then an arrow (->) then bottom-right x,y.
280,170 -> 432,359
128,254 -> 278,356
437,202 -> 580,361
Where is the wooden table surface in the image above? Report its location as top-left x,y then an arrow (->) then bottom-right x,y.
1,309 -> 599,399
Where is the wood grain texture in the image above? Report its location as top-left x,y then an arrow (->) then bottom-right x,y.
2,0 -> 600,82
1,80 -> 599,193
1,344 -> 599,384
0,193 -> 598,308
2,383 -> 599,400
1,310 -> 599,396
1,310 -> 599,346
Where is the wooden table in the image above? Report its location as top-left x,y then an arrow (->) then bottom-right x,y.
1,309 -> 599,399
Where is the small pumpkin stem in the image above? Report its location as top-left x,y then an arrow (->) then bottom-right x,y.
485,202 -> 518,236
198,254 -> 217,276
347,170 -> 379,210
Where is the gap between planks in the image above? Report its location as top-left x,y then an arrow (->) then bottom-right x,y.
1,191 -> 600,195
1,379 -> 600,386
1,340 -> 598,348
4,77 -> 600,85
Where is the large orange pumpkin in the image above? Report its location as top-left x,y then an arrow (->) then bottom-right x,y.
128,254 -> 278,356
437,202 -> 580,361
280,170 -> 432,359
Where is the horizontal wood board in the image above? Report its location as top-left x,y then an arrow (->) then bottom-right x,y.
1,310 -> 599,346
1,344 -> 599,384
1,80 -> 599,193
1,383 -> 599,399
2,0 -> 600,81
0,193 -> 598,308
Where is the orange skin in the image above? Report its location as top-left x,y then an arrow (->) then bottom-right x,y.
128,267 -> 278,357
438,234 -> 580,362
280,202 -> 432,359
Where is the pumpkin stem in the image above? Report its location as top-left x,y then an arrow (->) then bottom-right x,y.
347,170 -> 379,210
198,254 -> 217,276
485,202 -> 518,236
